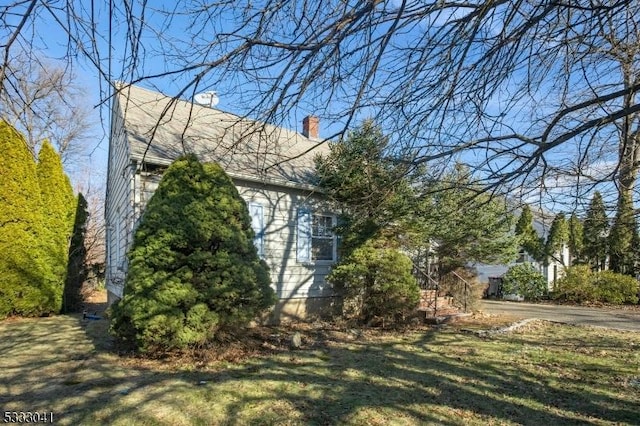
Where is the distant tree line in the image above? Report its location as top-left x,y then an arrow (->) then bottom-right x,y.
515,192 -> 639,277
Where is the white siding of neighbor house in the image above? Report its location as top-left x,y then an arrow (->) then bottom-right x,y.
475,244 -> 571,292
128,173 -> 336,304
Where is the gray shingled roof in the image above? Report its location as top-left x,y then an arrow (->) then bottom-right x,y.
115,83 -> 329,188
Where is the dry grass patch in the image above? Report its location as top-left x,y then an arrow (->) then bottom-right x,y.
1,299 -> 639,425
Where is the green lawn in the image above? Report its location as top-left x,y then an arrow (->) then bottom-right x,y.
1,312 -> 639,425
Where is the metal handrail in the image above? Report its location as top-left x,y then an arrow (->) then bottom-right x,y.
412,261 -> 439,316
450,270 -> 471,312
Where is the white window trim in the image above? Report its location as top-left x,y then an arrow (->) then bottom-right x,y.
297,208 -> 338,265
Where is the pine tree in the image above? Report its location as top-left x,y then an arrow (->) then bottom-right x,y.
515,205 -> 544,262
582,192 -> 608,271
110,155 -> 275,353
421,166 -> 519,275
36,141 -> 76,312
567,213 -> 584,265
315,120 -> 413,254
546,213 -> 569,265
63,193 -> 89,313
0,120 -> 54,318
609,193 -> 638,276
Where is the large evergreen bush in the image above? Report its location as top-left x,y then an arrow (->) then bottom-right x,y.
0,121 -> 57,318
110,155 -> 275,353
609,193 -> 639,276
327,239 -> 420,326
552,265 -> 593,302
63,193 -> 89,313
582,192 -> 608,271
593,271 -> 638,304
554,266 -> 638,304
515,206 -> 545,262
501,263 -> 547,301
37,141 -> 76,312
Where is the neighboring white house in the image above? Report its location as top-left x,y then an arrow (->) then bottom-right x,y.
476,212 -> 570,295
105,83 -> 337,321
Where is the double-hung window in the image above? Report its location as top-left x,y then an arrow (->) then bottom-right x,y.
311,214 -> 334,261
297,209 -> 336,263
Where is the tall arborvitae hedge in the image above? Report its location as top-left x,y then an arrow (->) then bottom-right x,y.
36,141 -> 76,312
110,155 -> 275,354
567,213 -> 584,265
582,191 -> 608,271
515,205 -> 544,262
0,121 -> 56,318
545,213 -> 568,265
609,193 -> 639,276
63,193 -> 89,313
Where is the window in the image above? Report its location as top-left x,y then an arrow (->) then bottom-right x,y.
312,215 -> 335,261
297,209 -> 336,263
249,203 -> 265,258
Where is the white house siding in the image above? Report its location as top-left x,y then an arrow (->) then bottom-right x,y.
475,244 -> 571,295
105,98 -> 136,304
109,169 -> 338,321
237,180 -> 338,320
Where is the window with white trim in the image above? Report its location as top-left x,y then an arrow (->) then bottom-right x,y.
311,214 -> 335,261
297,209 -> 337,263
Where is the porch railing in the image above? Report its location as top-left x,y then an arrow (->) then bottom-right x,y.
413,262 -> 473,316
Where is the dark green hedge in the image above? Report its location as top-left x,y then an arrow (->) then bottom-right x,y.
110,155 -> 275,353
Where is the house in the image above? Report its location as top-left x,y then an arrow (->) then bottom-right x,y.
477,211 -> 570,296
105,83 -> 338,321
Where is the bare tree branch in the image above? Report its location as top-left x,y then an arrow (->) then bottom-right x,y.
2,1 -> 640,212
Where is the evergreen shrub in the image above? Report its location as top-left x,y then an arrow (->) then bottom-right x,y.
327,239 -> 420,326
0,121 -> 57,318
554,266 -> 638,304
63,194 -> 89,313
552,265 -> 593,303
501,263 -> 547,301
109,155 -> 275,353
594,271 -> 638,304
37,141 -> 76,312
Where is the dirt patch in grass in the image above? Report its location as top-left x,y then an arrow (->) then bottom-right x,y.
81,288 -> 108,315
1,294 -> 639,425
448,311 -> 521,329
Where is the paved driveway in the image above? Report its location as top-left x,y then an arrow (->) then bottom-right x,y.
480,300 -> 640,331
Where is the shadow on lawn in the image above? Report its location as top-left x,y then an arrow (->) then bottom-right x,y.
1,317 -> 638,425
215,332 -> 637,425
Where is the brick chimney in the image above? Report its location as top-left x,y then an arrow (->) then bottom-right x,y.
302,115 -> 319,139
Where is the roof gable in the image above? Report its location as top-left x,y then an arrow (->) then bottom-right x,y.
114,84 -> 329,187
